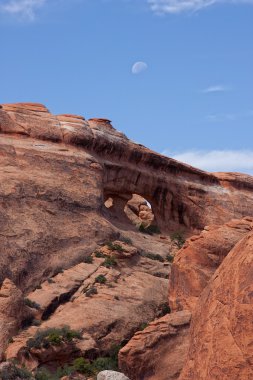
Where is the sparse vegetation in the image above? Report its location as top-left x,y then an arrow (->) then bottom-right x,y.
94,250 -> 106,258
26,326 -> 82,350
85,286 -> 98,297
158,303 -> 171,317
24,298 -> 40,310
141,252 -> 164,262
0,364 -> 32,380
106,242 -> 124,252
47,278 -> 55,284
95,274 -> 107,284
166,254 -> 174,263
139,223 -> 161,235
139,322 -> 148,331
171,232 -> 185,248
119,236 -> 133,245
83,255 -> 93,264
102,256 -> 117,268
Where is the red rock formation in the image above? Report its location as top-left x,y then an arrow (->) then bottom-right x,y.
119,311 -> 191,380
169,217 -> 253,312
1,102 -> 253,238
0,279 -> 32,359
179,231 -> 253,380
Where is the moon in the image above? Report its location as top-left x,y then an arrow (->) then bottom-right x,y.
131,61 -> 148,75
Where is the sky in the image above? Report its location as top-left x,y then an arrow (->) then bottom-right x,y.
0,0 -> 253,174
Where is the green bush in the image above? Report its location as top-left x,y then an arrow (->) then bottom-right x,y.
159,303 -> 171,316
85,286 -> 98,297
26,326 -> 82,350
119,236 -> 132,245
102,256 -> 117,268
106,242 -> 124,252
0,364 -> 32,380
94,251 -> 106,258
83,255 -> 93,264
166,254 -> 174,263
142,252 -> 164,262
72,357 -> 95,376
24,298 -> 41,310
171,232 -> 185,248
47,278 -> 55,284
95,274 -> 107,284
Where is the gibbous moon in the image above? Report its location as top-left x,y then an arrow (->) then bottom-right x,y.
131,61 -> 148,74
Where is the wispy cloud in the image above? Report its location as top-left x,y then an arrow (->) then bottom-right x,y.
202,84 -> 230,93
163,149 -> 253,174
148,0 -> 253,14
0,0 -> 46,20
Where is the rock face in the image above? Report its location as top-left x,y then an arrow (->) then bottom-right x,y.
169,217 -> 253,312
1,102 -> 253,239
119,311 -> 191,380
0,279 -> 33,360
5,242 -> 170,370
179,232 -> 253,380
1,102 -> 253,378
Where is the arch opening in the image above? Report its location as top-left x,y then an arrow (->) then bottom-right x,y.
104,192 -> 159,233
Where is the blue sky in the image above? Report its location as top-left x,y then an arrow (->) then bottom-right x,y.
0,0 -> 253,173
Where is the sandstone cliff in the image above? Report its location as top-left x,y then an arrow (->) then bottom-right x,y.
1,102 -> 253,379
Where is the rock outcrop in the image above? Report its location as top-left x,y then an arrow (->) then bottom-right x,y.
179,231 -> 253,380
169,217 -> 253,312
5,242 -> 170,370
1,102 -> 253,379
0,279 -> 32,360
119,311 -> 191,380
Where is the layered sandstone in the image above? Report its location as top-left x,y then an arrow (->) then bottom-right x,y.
179,232 -> 253,380
119,311 -> 191,380
169,217 -> 253,312
5,242 -> 170,370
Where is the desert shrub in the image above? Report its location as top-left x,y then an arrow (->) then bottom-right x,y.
24,298 -> 40,310
94,251 -> 106,258
95,274 -> 107,284
171,232 -> 185,248
139,224 -> 160,235
166,254 -> 174,263
31,319 -> 42,327
142,252 -> 164,262
83,255 -> 93,264
0,364 -> 32,380
85,286 -> 98,297
119,236 -> 132,245
92,356 -> 118,373
47,278 -> 55,284
102,256 -> 117,268
139,322 -> 148,331
26,326 -> 81,350
106,242 -> 124,252
35,368 -> 54,380
72,357 -> 95,376
159,303 -> 171,317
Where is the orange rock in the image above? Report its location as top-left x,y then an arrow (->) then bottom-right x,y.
119,311 -> 191,380
169,218 -> 253,312
179,232 -> 253,380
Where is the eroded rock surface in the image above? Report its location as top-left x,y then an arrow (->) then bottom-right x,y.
169,217 -> 253,312
0,279 -> 32,359
5,242 -> 170,370
119,311 -> 191,380
179,232 -> 253,380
